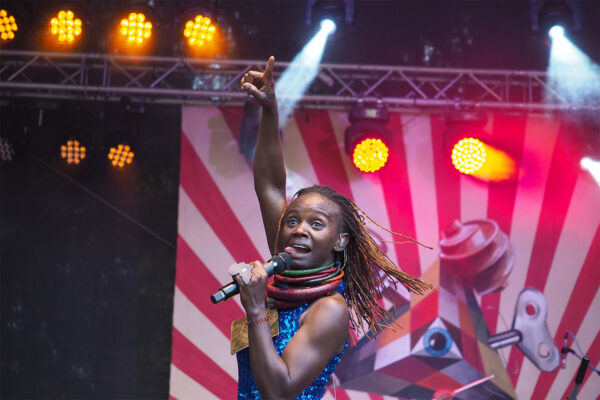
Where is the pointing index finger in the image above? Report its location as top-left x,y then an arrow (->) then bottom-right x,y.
262,56 -> 275,81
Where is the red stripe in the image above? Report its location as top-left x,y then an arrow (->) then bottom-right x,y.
218,105 -> 244,142
507,123 -> 580,385
179,132 -> 262,263
430,114 -> 460,234
560,329 -> 600,400
328,386 -> 352,400
293,110 -> 353,197
530,225 -> 600,398
368,394 -> 385,400
169,395 -> 177,400
171,327 -> 238,399
175,235 -> 245,338
379,113 -> 420,278
481,113 -> 528,334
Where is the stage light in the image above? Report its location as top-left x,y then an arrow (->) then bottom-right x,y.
49,10 -> 82,44
0,9 -> 18,42
581,157 -> 600,186
451,138 -> 486,174
305,0 -> 354,37
530,0 -> 582,36
0,137 -> 15,162
61,140 -> 86,164
352,138 -> 389,173
445,111 -> 517,182
120,12 -> 152,45
345,102 -> 392,173
549,24 -> 564,39
184,14 -> 215,48
108,144 -> 134,168
320,18 -> 336,35
546,24 -> 600,107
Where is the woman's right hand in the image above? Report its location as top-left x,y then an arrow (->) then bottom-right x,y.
240,56 -> 276,110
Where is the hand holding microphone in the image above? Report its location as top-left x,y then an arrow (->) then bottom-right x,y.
210,252 -> 291,304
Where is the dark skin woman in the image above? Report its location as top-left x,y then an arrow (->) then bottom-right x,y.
233,57 -> 432,400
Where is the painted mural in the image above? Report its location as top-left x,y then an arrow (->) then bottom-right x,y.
170,106 -> 599,399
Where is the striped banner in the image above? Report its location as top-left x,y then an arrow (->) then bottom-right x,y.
171,106 -> 600,399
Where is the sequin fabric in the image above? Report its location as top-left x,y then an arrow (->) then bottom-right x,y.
237,282 -> 347,400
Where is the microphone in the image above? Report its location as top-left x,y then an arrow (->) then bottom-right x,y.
561,332 -> 569,369
567,356 -> 590,400
210,252 -> 292,304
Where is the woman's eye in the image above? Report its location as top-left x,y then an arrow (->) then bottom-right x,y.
312,221 -> 323,228
287,218 -> 298,226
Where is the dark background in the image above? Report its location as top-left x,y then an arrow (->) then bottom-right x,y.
1,1 -> 599,399
1,101 -> 180,399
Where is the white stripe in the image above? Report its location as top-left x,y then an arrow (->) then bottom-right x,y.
281,113 -> 320,197
169,364 -> 218,400
181,106 -> 271,260
342,389 -> 374,400
547,287 -> 600,398
509,115 -> 560,399
401,115 -> 440,274
460,113 -> 493,224
544,176 -> 600,336
177,187 -> 243,308
172,287 -> 238,379
459,174 -> 489,222
328,110 -> 400,269
497,115 -> 560,336
518,177 -> 600,398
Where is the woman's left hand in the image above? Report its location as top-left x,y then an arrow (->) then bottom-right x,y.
234,260 -> 269,318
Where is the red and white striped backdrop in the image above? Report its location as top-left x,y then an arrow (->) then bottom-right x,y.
169,106 -> 600,400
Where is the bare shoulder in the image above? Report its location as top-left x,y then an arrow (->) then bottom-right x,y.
302,292 -> 349,333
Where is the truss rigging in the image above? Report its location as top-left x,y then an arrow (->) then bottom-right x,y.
1,50 -> 598,111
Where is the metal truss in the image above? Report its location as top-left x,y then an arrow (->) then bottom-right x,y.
1,50 -> 598,112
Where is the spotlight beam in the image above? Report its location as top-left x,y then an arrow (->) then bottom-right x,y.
275,21 -> 333,127
547,29 -> 600,108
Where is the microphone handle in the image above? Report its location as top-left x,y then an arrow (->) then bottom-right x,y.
567,356 -> 590,400
210,252 -> 291,304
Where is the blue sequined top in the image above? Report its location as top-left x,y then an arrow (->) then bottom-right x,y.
236,282 -> 347,400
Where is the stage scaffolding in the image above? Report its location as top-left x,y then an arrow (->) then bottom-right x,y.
1,50 -> 598,112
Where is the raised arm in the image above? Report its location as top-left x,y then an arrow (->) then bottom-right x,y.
241,56 -> 287,253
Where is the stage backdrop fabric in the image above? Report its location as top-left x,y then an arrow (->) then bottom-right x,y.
169,106 -> 599,400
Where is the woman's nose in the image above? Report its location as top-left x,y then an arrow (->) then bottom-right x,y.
292,221 -> 309,235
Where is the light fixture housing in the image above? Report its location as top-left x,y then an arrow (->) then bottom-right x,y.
345,101 -> 392,173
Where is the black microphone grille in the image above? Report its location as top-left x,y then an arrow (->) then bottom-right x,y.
272,252 -> 292,273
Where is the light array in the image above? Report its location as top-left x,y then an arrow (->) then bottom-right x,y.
0,137 -> 15,162
50,10 -> 82,43
61,140 -> 86,164
108,144 -> 134,168
184,14 -> 215,47
352,138 -> 389,173
0,9 -> 18,42
451,137 -> 486,174
120,13 -> 152,45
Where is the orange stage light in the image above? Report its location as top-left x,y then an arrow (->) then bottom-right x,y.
61,140 -> 86,164
108,144 -> 134,168
451,137 -> 516,182
49,10 -> 82,44
183,14 -> 215,48
0,9 -> 18,42
120,12 -> 152,45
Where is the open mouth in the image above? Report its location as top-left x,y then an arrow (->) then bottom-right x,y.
286,244 -> 311,256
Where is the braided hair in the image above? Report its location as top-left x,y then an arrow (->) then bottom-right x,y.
274,185 -> 434,339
